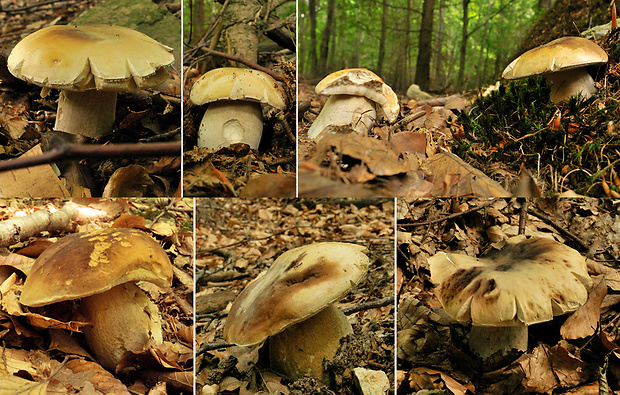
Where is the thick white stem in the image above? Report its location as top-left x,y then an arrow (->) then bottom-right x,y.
55,90 -> 117,138
468,325 -> 527,359
81,283 -> 163,371
198,101 -> 263,150
307,94 -> 376,141
546,68 -> 597,103
269,304 -> 353,383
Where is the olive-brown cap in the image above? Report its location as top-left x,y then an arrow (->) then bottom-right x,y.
429,236 -> 592,327
223,242 -> 369,346
502,36 -> 608,80
190,67 -> 286,110
20,228 -> 172,307
8,24 -> 174,92
315,68 -> 400,123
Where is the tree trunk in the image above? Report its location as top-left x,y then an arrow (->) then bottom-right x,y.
222,0 -> 264,64
190,0 -> 205,45
414,0 -> 435,91
308,0 -> 318,76
376,0 -> 390,75
319,0 -> 337,74
457,0 -> 470,89
475,0 -> 492,87
433,0 -> 446,90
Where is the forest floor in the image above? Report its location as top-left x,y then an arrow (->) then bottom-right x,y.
195,198 -> 394,394
0,0 -> 182,197
396,198 -> 620,394
299,25 -> 620,198
0,197 -> 194,394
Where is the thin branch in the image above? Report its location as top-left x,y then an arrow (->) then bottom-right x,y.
186,48 -> 287,83
0,0 -> 76,13
0,140 -> 181,173
342,296 -> 394,315
398,198 -> 500,228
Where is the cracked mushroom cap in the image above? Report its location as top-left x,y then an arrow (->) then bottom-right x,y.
223,242 -> 369,346
20,228 -> 173,307
502,36 -> 608,80
190,67 -> 286,109
8,24 -> 174,92
315,68 -> 400,123
429,236 -> 592,327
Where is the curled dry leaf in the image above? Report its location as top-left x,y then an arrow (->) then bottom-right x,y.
560,277 -> 607,340
102,165 -> 154,197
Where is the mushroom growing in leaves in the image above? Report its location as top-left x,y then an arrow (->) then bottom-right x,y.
223,242 -> 369,382
7,24 -> 175,138
189,67 -> 287,150
308,68 -> 400,141
502,36 -> 608,103
428,236 -> 592,359
20,228 -> 173,371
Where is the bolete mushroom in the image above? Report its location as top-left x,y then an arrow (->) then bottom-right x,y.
308,68 -> 400,141
502,36 -> 608,103
7,24 -> 174,138
223,242 -> 369,382
428,236 -> 592,359
189,67 -> 287,150
20,228 -> 173,371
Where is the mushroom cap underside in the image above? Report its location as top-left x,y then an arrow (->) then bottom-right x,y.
189,67 -> 286,110
8,24 -> 174,92
502,36 -> 608,80
223,242 -> 369,346
429,236 -> 592,327
20,228 -> 173,307
315,68 -> 400,123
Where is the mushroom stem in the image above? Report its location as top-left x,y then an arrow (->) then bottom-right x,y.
307,94 -> 377,141
198,101 -> 263,149
80,282 -> 163,371
468,325 -> 527,359
545,68 -> 597,103
269,304 -> 353,383
55,90 -> 117,138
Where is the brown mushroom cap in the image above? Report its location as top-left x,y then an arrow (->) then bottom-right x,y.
7,24 -> 174,92
189,67 -> 286,110
502,36 -> 608,80
223,242 -> 369,346
315,68 -> 400,123
429,236 -> 592,327
20,228 -> 172,307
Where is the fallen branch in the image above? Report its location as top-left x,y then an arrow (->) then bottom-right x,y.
0,140 -> 180,173
0,201 -> 112,248
342,295 -> 394,315
398,198 -> 500,228
187,48 -> 287,83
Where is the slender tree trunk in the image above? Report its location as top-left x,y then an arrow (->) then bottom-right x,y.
222,0 -> 264,64
354,5 -> 361,66
376,0 -> 390,75
319,0 -> 337,74
190,0 -> 205,45
308,0 -> 318,76
475,0 -> 492,87
457,0 -> 470,89
432,0 -> 446,90
414,0 -> 435,91
328,0 -> 338,71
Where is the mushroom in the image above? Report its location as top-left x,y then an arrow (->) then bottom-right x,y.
223,242 -> 369,382
189,67 -> 287,150
502,36 -> 608,103
20,228 -> 173,371
428,236 -> 592,359
7,24 -> 174,138
308,68 -> 400,141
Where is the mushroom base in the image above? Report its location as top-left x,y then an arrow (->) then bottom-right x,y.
268,304 -> 353,383
307,94 -> 376,141
468,325 -> 527,360
546,68 -> 597,103
55,90 -> 117,138
81,282 -> 163,371
198,101 -> 263,150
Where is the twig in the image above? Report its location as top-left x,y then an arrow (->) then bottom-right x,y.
0,140 -> 181,173
527,209 -> 590,252
187,48 -> 287,83
149,198 -> 179,228
1,0 -> 76,13
342,296 -> 394,315
197,340 -> 235,355
388,109 -> 427,139
518,199 -> 528,235
398,198 -> 500,228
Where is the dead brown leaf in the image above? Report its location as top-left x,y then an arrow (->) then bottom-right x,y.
560,277 -> 607,340
102,165 -> 154,197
